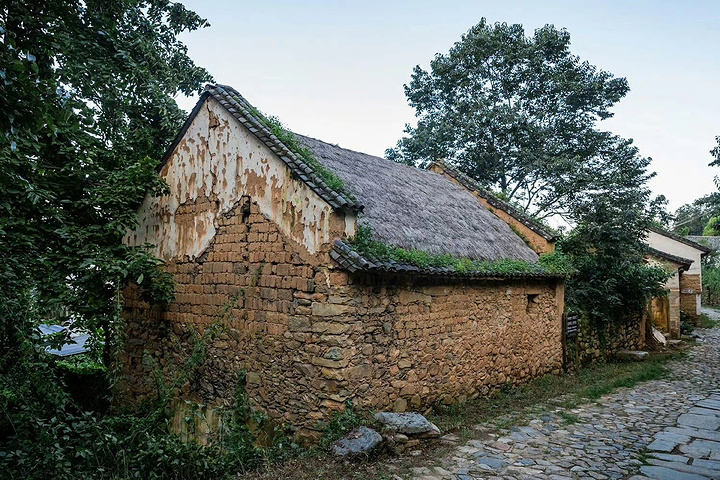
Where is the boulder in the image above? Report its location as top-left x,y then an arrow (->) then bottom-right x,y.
331,426 -> 383,457
374,412 -> 441,436
652,327 -> 667,346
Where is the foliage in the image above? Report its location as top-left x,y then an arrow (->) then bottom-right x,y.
703,216 -> 720,236
348,226 -> 573,276
703,265 -> 720,307
1,0 -> 212,376
245,106 -> 349,196
559,191 -> 671,324
672,192 -> 720,235
386,19 -> 655,222
317,400 -> 363,449
0,318 -> 298,479
699,313 -> 719,329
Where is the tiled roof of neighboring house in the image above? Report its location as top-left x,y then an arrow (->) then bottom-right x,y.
687,236 -> 720,253
297,135 -> 539,263
648,226 -> 713,254
330,240 -> 565,279
160,85 -> 363,213
646,247 -> 694,270
39,324 -> 90,357
427,160 -> 558,242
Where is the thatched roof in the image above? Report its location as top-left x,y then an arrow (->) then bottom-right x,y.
687,236 -> 720,253
297,135 -> 539,263
164,84 -> 540,265
428,160 -> 557,242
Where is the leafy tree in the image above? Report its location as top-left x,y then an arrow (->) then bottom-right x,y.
672,193 -> 720,235
387,19 -> 639,221
559,177 -> 669,324
704,216 -> 720,236
0,0 -> 211,422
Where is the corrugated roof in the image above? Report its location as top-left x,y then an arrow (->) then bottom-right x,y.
687,236 -> 720,252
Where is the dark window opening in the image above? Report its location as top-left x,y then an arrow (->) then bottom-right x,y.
527,293 -> 539,313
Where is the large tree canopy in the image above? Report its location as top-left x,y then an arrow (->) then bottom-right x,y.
0,0 -> 211,369
387,19 -> 643,221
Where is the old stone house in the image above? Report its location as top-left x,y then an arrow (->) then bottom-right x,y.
645,227 -> 711,338
646,248 -> 693,339
122,84 -> 567,438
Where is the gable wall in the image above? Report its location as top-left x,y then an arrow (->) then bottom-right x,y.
125,96 -> 355,261
646,231 -> 702,275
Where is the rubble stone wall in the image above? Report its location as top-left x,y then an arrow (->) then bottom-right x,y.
567,314 -> 646,368
120,203 -> 564,438
680,273 -> 702,321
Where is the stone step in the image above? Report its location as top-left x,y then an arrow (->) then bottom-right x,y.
616,350 -> 650,361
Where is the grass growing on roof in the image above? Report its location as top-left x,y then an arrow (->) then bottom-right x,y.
348,226 -> 573,276
244,105 -> 349,196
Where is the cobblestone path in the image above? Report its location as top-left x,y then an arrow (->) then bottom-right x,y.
409,308 -> 720,480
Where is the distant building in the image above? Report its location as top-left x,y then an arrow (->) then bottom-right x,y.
645,227 -> 711,338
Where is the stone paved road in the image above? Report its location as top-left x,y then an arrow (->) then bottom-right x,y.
409,307 -> 720,480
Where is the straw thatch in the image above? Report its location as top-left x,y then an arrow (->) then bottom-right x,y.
297,135 -> 539,263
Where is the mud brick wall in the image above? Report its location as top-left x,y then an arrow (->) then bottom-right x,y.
120,203 -> 564,438
680,273 -> 702,321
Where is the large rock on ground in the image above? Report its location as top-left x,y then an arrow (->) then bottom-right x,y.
374,412 -> 441,437
331,426 -> 383,457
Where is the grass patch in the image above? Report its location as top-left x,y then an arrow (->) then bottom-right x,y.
348,226 -> 574,276
699,312 -> 719,329
556,411 -> 580,424
429,353 -> 676,433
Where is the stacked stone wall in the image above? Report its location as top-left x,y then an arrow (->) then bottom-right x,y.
680,273 -> 702,321
120,203 -> 564,438
566,314 -> 646,368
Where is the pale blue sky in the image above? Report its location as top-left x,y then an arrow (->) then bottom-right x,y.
176,0 -> 720,213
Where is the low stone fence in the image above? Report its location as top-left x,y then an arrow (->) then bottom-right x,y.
564,313 -> 646,369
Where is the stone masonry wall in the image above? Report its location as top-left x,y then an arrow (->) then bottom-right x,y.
311,273 -> 564,414
567,314 -> 646,368
121,202 -> 564,439
680,273 -> 702,321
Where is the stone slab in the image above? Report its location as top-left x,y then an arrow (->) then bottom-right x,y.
648,431 -> 692,452
331,426 -> 383,457
693,458 -> 720,470
689,407 -> 720,418
616,350 -> 650,361
649,452 -> 690,463
679,439 -> 720,459
668,426 -> 720,443
640,465 -> 709,480
647,458 -> 720,478
697,400 -> 720,412
678,413 -> 720,431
